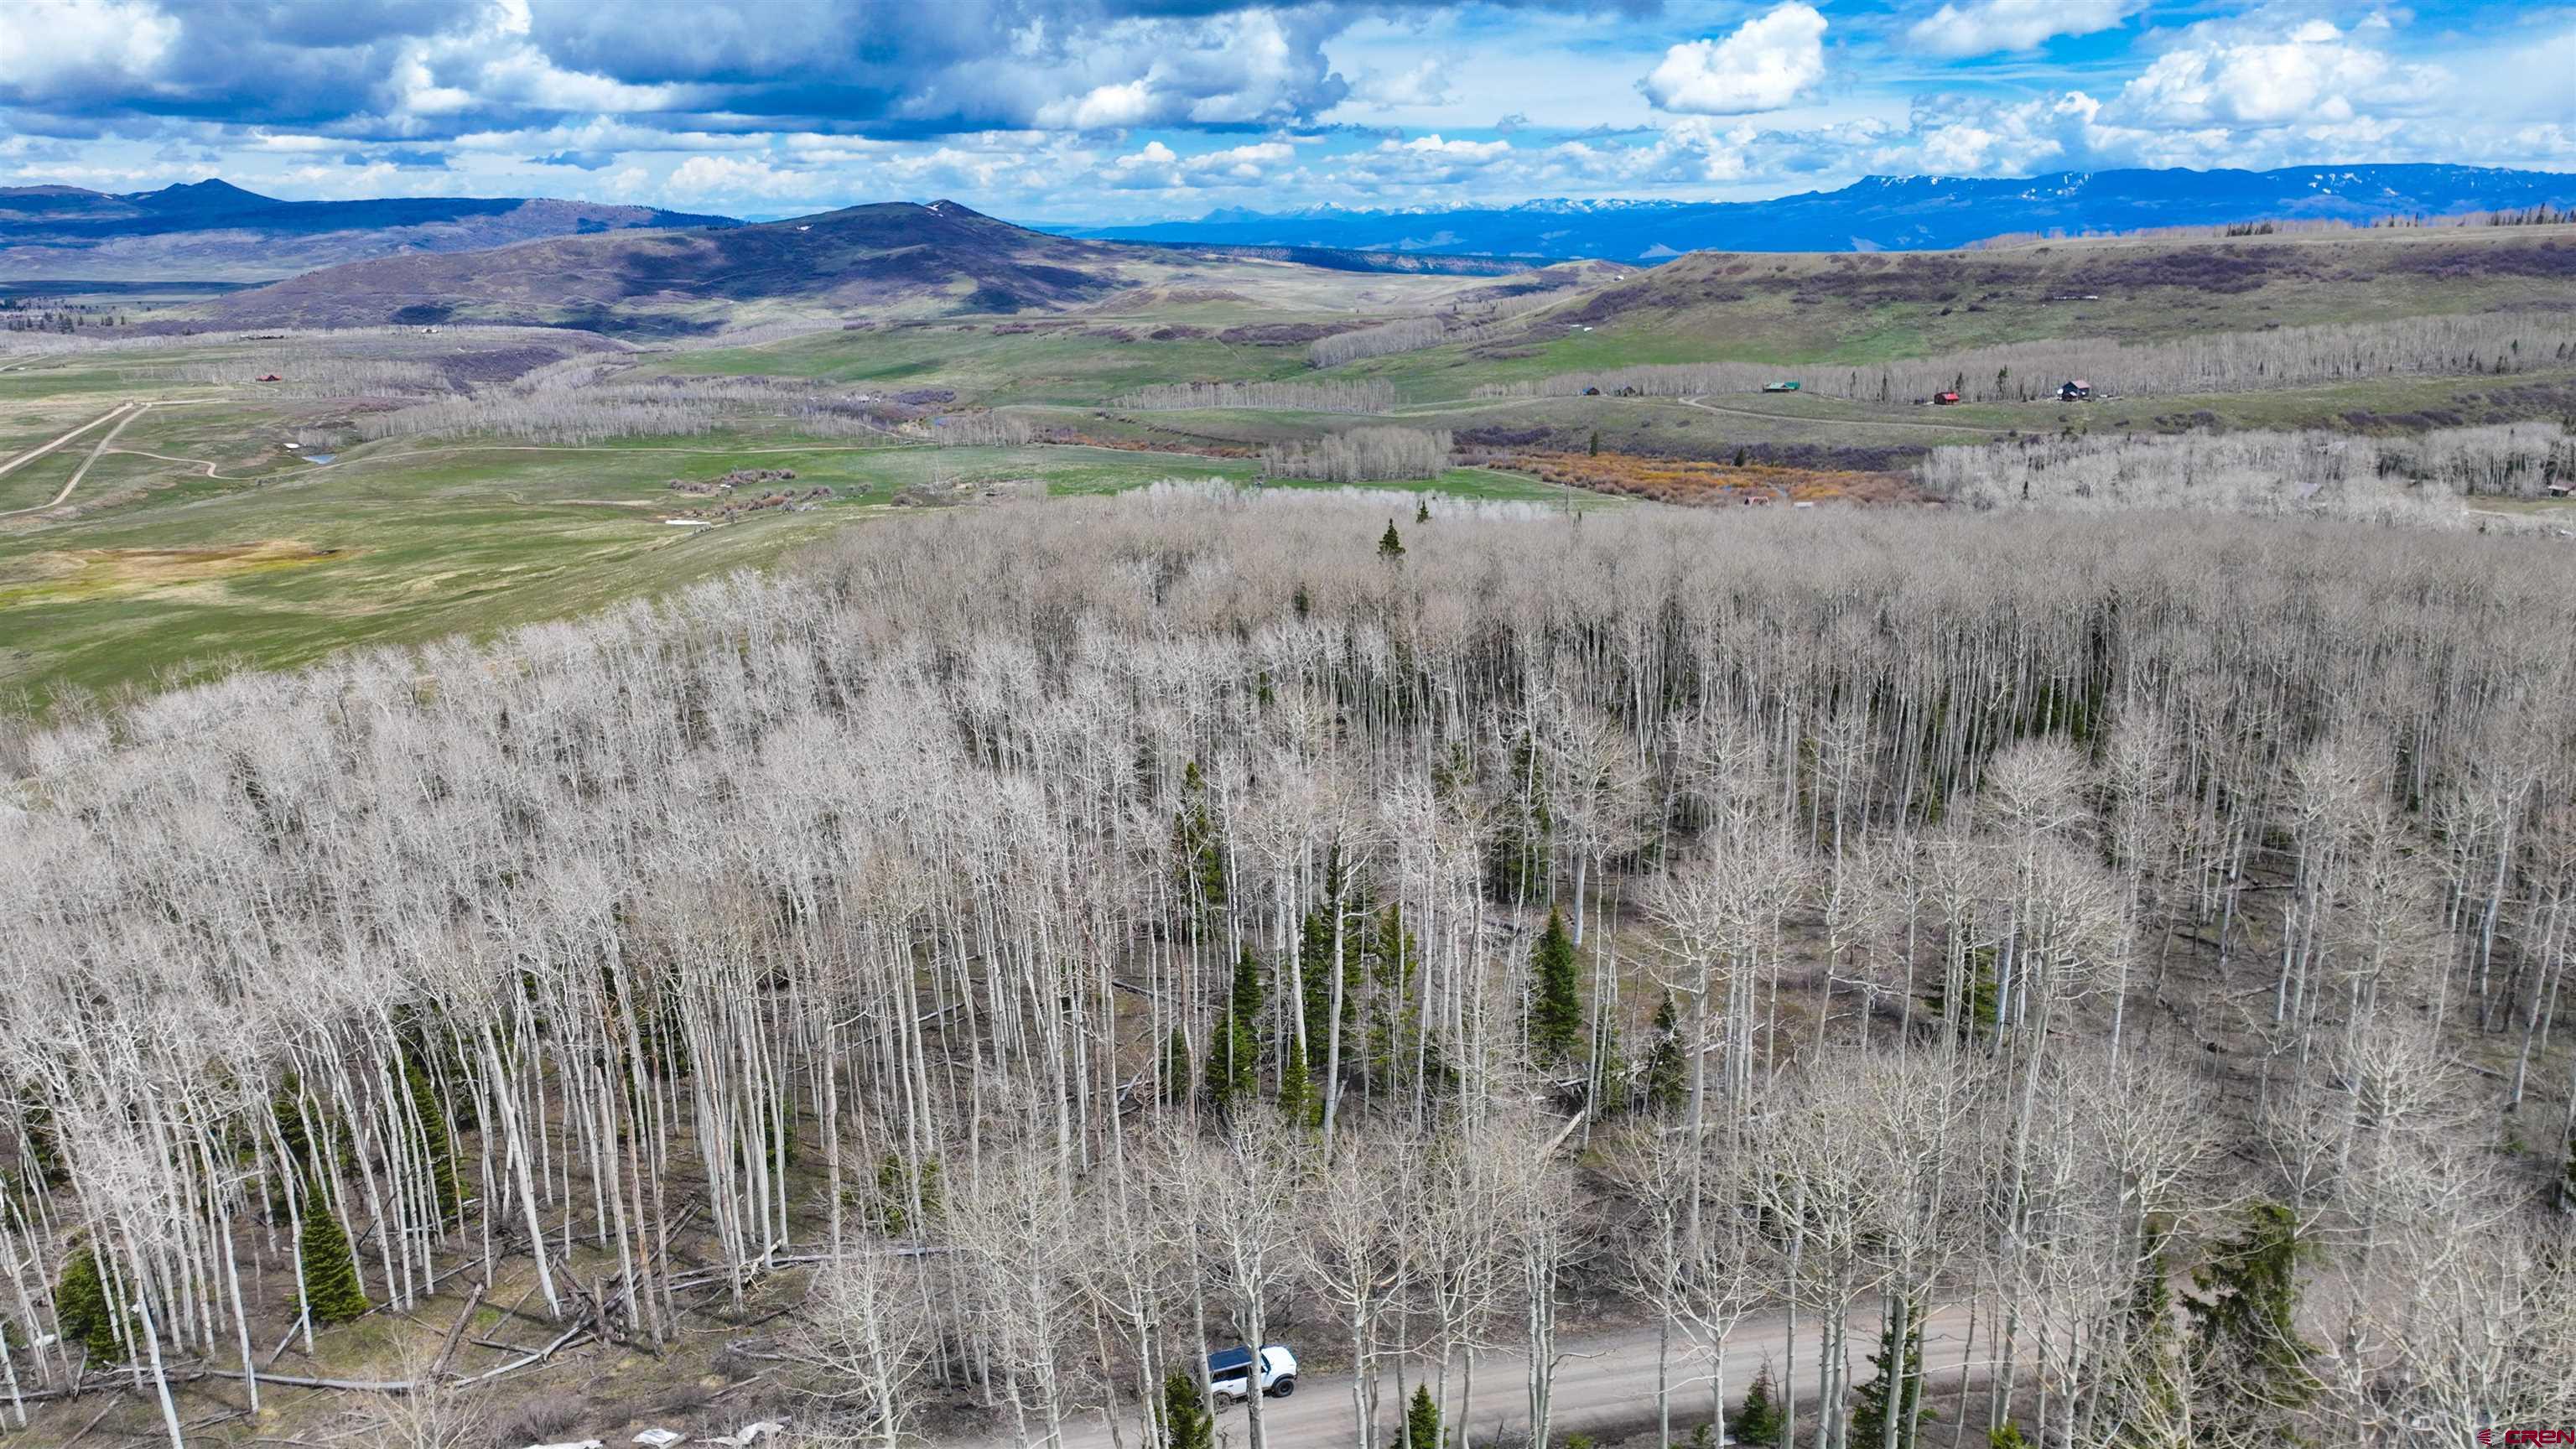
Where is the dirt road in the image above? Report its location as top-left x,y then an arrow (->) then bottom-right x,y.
985,1301 -> 1981,1449
0,402 -> 141,508
1670,395 -> 2015,437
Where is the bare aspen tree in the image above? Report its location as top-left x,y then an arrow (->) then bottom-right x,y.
786,1250 -> 937,1447
0,490 -> 2567,1449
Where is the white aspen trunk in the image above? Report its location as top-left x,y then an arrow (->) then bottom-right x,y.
128,1276 -> 184,1449
479,1025 -> 561,1318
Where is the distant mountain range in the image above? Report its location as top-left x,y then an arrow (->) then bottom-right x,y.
0,179 -> 739,281
1050,164 -> 2576,261
10,164 -> 2568,294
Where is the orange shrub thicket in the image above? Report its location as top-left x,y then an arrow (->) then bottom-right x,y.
1484,448 -> 1923,506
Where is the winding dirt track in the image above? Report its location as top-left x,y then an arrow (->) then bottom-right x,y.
979,1300 -> 1982,1449
0,402 -> 142,514
0,398 -> 242,517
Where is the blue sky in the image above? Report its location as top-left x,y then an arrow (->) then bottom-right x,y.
1,0 -> 2568,221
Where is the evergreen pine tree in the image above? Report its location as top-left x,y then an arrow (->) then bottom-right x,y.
1485,731 -> 1551,899
1592,1016 -> 1625,1115
870,1153 -> 942,1235
1403,1382 -> 1441,1449
1171,761 -> 1228,922
274,1077 -> 315,1171
1300,846 -> 1363,1057
1378,520 -> 1405,559
1366,901 -> 1421,1090
2112,1246 -> 2186,1429
402,1055 -> 461,1226
1587,429 -> 1600,457
1207,948 -> 1264,1111
54,1245 -> 122,1363
1301,902 -> 1336,1057
1931,945 -> 2002,1043
1641,989 -> 1687,1115
1415,498 -> 1431,524
874,1153 -> 915,1235
2184,1199 -> 2315,1415
1277,1042 -> 1314,1126
1163,1368 -> 1215,1449
297,1184 -> 372,1325
1850,1304 -> 1928,1449
1526,906 -> 1584,1067
1161,1026 -> 1193,1106
1732,1363 -> 1784,1446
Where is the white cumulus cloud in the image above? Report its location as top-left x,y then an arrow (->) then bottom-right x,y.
662,153 -> 810,202
0,0 -> 178,97
1906,0 -> 2142,60
2114,18 -> 2446,128
1640,3 -> 1828,117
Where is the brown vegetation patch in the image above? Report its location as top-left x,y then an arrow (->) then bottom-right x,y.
86,540 -> 344,584
1480,446 -> 1924,506
1213,319 -> 1374,346
3,540 -> 345,602
1045,427 -> 1257,459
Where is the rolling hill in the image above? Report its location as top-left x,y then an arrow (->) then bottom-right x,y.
0,178 -> 739,282
200,200 -> 1554,335
1054,164 -> 2576,261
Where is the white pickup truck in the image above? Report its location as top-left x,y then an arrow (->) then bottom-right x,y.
1207,1344 -> 1298,1402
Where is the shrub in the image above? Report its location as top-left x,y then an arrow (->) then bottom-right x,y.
486,1389 -> 585,1448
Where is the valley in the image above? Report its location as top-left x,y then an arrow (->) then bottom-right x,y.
2,167 -> 2573,1449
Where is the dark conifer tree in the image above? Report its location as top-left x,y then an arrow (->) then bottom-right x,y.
1208,948 -> 1263,1111
297,1184 -> 371,1325
1164,1368 -> 1214,1449
1172,761 -> 1228,922
403,1055 -> 461,1226
1161,1026 -> 1193,1106
1527,906 -> 1584,1067
1641,990 -> 1687,1115
1277,1042 -> 1314,1126
54,1245 -> 122,1362
1378,520 -> 1405,558
1850,1303 -> 1927,1449
2184,1200 -> 2315,1416
1732,1363 -> 1784,1446
1404,1382 -> 1441,1449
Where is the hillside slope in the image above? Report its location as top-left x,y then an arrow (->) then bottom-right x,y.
201,200 -> 1531,334
0,178 -> 739,282
1317,221 -> 2576,397
1062,164 -> 2576,259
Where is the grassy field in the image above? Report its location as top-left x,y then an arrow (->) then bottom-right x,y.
5,330 -> 2562,711
0,330 -> 1580,709
656,321 -> 1318,405
7,221 -> 2569,709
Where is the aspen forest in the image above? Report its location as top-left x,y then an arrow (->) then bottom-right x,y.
3,486 -> 2573,1448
